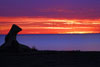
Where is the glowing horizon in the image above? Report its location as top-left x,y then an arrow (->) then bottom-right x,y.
0,0 -> 100,34
0,17 -> 100,34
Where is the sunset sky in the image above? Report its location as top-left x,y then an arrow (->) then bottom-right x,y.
0,0 -> 100,34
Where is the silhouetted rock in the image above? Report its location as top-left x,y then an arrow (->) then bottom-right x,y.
0,24 -> 34,52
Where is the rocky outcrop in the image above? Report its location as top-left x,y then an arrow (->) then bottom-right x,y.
0,24 -> 32,52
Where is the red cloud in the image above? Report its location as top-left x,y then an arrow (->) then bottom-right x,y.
0,17 -> 100,34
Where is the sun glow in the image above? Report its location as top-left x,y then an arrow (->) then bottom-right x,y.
0,17 -> 100,34
64,31 -> 95,34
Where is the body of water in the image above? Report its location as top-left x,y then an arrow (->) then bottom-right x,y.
0,34 -> 100,51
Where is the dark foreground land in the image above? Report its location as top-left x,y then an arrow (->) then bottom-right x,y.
0,51 -> 100,67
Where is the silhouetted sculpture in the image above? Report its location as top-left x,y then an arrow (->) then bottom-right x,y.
0,24 -> 33,52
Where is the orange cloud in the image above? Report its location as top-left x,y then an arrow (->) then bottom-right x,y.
0,17 -> 100,34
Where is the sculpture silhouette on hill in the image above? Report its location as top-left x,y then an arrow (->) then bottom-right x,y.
0,24 -> 37,52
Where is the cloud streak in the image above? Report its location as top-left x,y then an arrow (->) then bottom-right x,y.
0,17 -> 100,34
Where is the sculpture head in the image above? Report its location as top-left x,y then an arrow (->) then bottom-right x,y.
5,24 -> 22,42
9,24 -> 22,34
